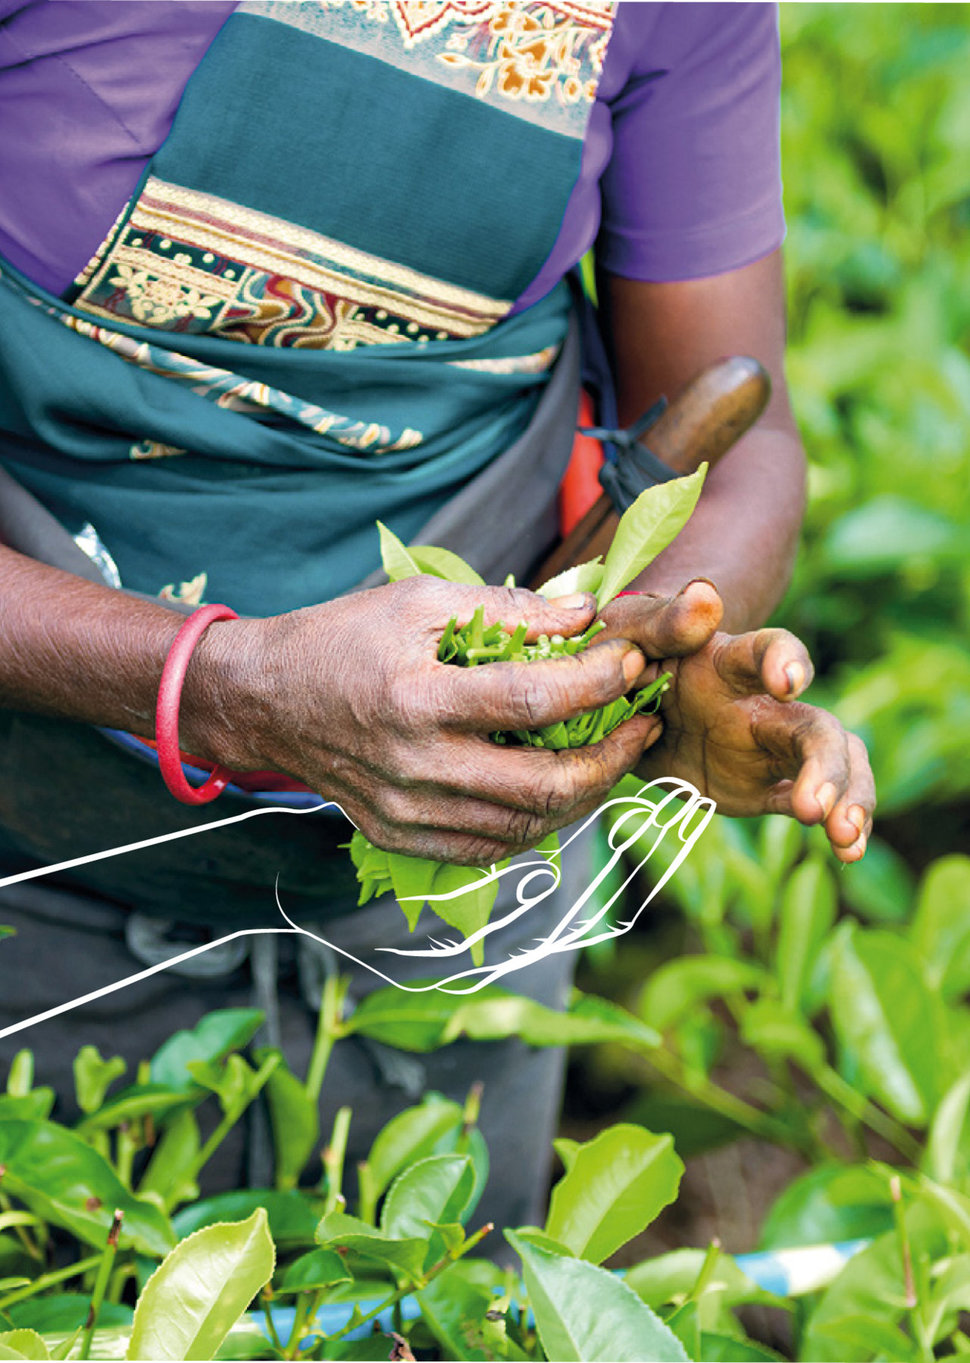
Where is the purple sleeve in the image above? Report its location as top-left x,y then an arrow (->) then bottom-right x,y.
598,2 -> 785,282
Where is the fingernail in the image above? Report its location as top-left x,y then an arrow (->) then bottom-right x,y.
816,781 -> 837,819
549,593 -> 589,610
849,832 -> 868,859
847,804 -> 866,837
785,663 -> 804,697
682,577 -> 718,596
622,649 -> 646,685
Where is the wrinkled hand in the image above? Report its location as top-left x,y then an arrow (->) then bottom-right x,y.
597,583 -> 876,862
209,578 -> 659,865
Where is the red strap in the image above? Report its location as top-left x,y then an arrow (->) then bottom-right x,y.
155,603 -> 241,805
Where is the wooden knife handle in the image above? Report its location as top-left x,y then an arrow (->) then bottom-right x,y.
530,355 -> 770,588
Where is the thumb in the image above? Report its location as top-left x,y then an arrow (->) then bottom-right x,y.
598,580 -> 723,658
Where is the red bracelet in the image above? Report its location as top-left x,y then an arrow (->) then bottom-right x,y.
614,590 -> 648,598
156,603 -> 240,805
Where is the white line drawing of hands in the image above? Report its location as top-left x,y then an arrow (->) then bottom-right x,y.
276,778 -> 715,994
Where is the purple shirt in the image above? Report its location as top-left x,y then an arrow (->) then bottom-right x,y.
0,1 -> 784,303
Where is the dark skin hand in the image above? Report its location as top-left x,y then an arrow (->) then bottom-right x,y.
224,576 -> 661,866
0,546 -> 658,867
0,251 -> 875,865
598,586 -> 874,864
592,252 -> 876,860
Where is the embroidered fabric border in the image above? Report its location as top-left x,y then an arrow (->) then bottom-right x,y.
243,0 -> 616,135
72,178 -> 510,349
49,305 -> 426,455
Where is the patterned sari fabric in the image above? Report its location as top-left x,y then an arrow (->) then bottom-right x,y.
0,1 -> 616,616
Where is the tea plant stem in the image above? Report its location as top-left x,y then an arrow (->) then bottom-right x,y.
260,1287 -> 284,1355
816,1065 -> 922,1163
686,1238 -> 721,1306
356,1159 -> 378,1227
0,1206 -> 44,1263
891,1176 -> 933,1363
645,1046 -> 812,1154
185,1054 -> 280,1185
283,1287 -> 323,1360
79,1209 -> 122,1362
322,1107 -> 352,1215
0,1254 -> 102,1312
457,1081 -> 484,1153
0,1181 -> 43,1262
306,975 -> 350,1107
115,1124 -> 137,1189
106,1259 -> 135,1306
324,1222 -> 494,1345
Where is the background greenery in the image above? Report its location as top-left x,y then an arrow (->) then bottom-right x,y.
566,0 -> 970,1285
2,6 -> 969,1361
777,2 -> 970,837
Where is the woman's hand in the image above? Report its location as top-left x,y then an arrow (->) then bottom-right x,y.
203,577 -> 660,865
597,584 -> 876,862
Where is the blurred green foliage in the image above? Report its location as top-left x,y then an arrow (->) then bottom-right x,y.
776,3 -> 970,819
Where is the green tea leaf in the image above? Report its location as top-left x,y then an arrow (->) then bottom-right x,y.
381,1155 -> 475,1268
72,1046 -> 126,1116
416,1258 -> 504,1362
699,1333 -> 785,1361
76,1083 -> 189,1134
774,857 -> 837,1015
444,990 -> 661,1049
625,1247 -> 786,1320
738,998 -> 826,1074
314,1212 -> 427,1281
173,1190 -> 319,1249
0,1329 -> 48,1360
7,1297 -> 132,1333
385,853 -> 441,931
149,1010 -> 264,1092
801,1202 -> 952,1362
4,1053 -> 32,1099
666,1300 -> 700,1360
545,1124 -> 683,1263
377,521 -> 421,580
596,464 -> 707,608
378,523 -> 484,586
925,1071 -> 970,1188
837,836 -> 915,923
407,545 -> 485,586
365,1095 -> 464,1202
278,1248 -> 352,1294
344,988 -> 466,1052
137,1110 -> 201,1210
828,925 -> 940,1124
0,1121 -> 174,1257
639,956 -> 768,1033
0,1095 -> 53,1124
426,864 -> 500,965
537,558 -> 604,600
813,1317 -> 919,1362
252,1049 -> 319,1192
910,854 -> 970,1001
757,1162 -> 892,1251
506,1230 -> 689,1361
127,1209 -> 275,1361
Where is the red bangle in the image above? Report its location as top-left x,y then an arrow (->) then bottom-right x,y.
156,603 -> 240,805
614,590 -> 648,598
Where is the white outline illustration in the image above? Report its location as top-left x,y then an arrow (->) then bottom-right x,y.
0,778 -> 714,1037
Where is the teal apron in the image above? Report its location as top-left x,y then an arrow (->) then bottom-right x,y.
0,0 -> 617,615
0,3 -> 618,1222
